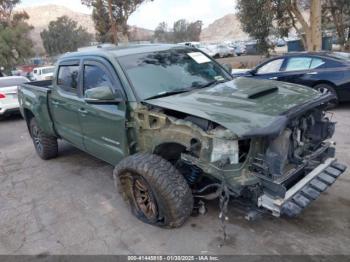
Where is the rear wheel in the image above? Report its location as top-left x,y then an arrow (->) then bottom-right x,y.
114,153 -> 193,228
30,118 -> 58,160
314,83 -> 338,107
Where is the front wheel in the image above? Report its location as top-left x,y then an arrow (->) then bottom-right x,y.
114,153 -> 193,228
30,118 -> 58,160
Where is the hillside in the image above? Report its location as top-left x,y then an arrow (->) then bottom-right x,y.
16,5 -> 153,55
200,14 -> 249,43
16,5 -> 95,54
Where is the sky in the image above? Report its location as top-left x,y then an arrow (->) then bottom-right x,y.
18,0 -> 237,30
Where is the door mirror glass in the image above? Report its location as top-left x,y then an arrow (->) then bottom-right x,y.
85,85 -> 115,100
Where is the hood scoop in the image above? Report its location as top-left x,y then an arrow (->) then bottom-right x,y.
233,86 -> 279,99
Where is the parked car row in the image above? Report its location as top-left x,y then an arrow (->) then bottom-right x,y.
178,42 -> 240,58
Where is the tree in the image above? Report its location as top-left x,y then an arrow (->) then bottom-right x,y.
154,22 -> 171,42
187,20 -> 203,42
40,16 -> 92,56
173,19 -> 188,43
237,0 -> 274,55
0,0 -> 20,25
323,0 -> 350,50
154,19 -> 203,43
0,0 -> 33,72
92,0 -> 113,43
236,0 -> 323,52
82,0 -> 153,44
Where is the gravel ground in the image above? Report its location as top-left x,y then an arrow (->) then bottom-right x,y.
0,104 -> 349,255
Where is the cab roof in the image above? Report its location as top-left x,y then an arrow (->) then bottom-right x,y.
60,43 -> 186,60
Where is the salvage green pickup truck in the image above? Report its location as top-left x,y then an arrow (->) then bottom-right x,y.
18,44 -> 346,228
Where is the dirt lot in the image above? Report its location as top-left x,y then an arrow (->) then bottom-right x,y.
0,104 -> 350,255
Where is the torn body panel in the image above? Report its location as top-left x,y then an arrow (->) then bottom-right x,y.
130,93 -> 346,218
132,105 -> 259,192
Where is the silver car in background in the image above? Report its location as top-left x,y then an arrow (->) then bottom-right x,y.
0,76 -> 29,117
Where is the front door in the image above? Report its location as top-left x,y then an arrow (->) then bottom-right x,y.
49,60 -> 85,149
79,59 -> 128,165
253,58 -> 285,81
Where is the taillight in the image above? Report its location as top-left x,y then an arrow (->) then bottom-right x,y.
0,93 -> 6,99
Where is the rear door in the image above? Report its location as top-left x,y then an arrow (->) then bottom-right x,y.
79,58 -> 128,165
279,56 -> 335,88
49,60 -> 85,149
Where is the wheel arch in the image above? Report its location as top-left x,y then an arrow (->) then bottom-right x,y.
23,108 -> 35,135
153,142 -> 187,162
312,80 -> 337,89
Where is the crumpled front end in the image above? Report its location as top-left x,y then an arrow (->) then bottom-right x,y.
135,90 -> 346,218
249,100 -> 347,217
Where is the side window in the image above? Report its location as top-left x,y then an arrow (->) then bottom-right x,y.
285,57 -> 312,71
57,65 -> 79,93
257,59 -> 284,74
83,65 -> 113,93
310,58 -> 325,69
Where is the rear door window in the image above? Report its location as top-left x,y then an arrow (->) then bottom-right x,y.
57,65 -> 80,93
285,57 -> 312,71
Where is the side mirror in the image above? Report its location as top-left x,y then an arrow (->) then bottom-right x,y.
222,63 -> 232,73
84,85 -> 120,103
249,69 -> 257,75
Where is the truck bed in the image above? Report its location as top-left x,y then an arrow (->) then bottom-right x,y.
18,80 -> 56,137
22,80 -> 52,89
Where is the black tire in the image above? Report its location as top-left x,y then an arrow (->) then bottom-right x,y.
29,118 -> 58,160
314,83 -> 339,107
113,153 -> 193,228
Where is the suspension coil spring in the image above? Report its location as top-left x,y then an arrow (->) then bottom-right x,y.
186,165 -> 202,185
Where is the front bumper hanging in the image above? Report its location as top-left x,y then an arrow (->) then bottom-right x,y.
258,158 -> 347,217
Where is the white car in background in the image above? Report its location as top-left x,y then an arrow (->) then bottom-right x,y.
177,42 -> 216,57
0,76 -> 29,116
31,66 -> 55,81
207,44 -> 234,58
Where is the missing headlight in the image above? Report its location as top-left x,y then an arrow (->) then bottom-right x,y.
210,138 -> 239,164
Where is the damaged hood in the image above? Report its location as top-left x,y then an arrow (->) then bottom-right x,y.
145,77 -> 331,138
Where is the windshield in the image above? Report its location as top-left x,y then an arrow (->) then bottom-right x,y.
118,48 -> 231,100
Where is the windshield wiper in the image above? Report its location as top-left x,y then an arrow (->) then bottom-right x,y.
195,79 -> 227,89
145,89 -> 190,100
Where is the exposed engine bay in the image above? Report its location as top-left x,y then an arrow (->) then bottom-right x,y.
252,108 -> 336,183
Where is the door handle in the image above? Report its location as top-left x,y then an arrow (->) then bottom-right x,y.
306,72 -> 318,75
269,76 -> 278,80
78,108 -> 88,114
52,100 -> 60,106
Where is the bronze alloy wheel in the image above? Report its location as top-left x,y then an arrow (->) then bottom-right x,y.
119,171 -> 159,222
114,153 -> 193,228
